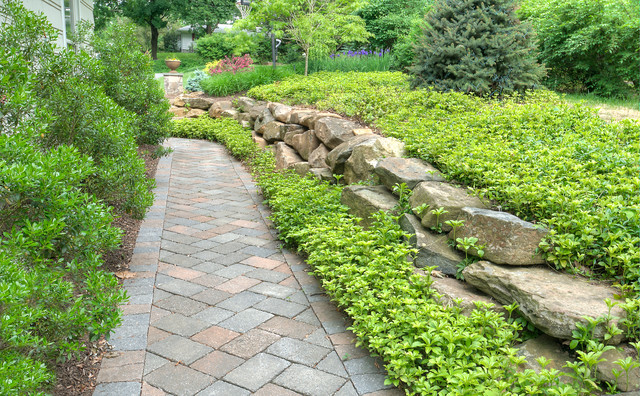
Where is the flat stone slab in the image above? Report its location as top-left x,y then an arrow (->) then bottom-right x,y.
399,213 -> 463,275
409,181 -> 488,232
516,335 -> 575,382
274,364 -> 346,396
375,157 -> 445,190
454,207 -> 548,265
430,275 -> 507,317
341,185 -> 398,229
463,261 -> 627,343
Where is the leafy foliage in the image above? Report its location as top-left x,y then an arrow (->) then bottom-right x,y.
172,0 -> 237,34
355,0 -> 431,50
171,116 -> 611,395
121,0 -> 173,59
235,0 -> 372,75
249,71 -> 640,291
302,50 -> 392,74
410,0 -> 545,96
519,0 -> 640,98
196,33 -> 237,60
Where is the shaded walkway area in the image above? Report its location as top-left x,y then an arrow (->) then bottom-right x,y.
93,138 -> 401,396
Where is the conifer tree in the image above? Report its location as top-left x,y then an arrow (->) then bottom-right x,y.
410,0 -> 544,96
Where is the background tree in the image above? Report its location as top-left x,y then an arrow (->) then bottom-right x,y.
410,0 -> 544,96
93,0 -> 121,30
356,0 -> 431,50
236,0 -> 371,75
519,0 -> 639,98
122,0 -> 172,59
173,0 -> 238,34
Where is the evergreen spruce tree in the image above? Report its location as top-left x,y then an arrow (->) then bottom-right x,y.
410,0 -> 545,96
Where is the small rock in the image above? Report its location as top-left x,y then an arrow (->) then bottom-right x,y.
340,185 -> 398,229
463,261 -> 627,343
326,135 -> 379,174
453,207 -> 548,265
275,142 -> 304,170
309,168 -> 335,183
169,107 -> 187,117
252,132 -> 268,150
375,157 -> 445,191
186,109 -> 207,118
516,335 -> 575,382
308,144 -> 331,169
399,214 -> 464,275
343,137 -> 405,184
409,181 -> 488,232
183,96 -> 215,110
352,128 -> 374,136
292,130 -> 321,160
291,162 -> 311,177
315,117 -> 363,149
597,345 -> 640,392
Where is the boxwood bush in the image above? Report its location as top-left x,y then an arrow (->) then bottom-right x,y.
172,116 -> 638,394
248,72 -> 640,292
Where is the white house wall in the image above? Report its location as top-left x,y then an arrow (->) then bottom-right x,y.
20,0 -> 94,48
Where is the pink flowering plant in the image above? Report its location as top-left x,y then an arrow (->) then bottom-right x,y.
208,54 -> 254,75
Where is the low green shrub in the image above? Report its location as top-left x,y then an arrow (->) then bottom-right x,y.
171,116 -> 627,394
200,65 -> 296,96
248,72 -> 640,291
301,51 -> 392,74
195,33 -> 236,61
93,21 -> 172,146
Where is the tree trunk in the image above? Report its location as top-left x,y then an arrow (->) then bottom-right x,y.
206,25 -> 212,34
151,24 -> 159,60
304,53 -> 309,76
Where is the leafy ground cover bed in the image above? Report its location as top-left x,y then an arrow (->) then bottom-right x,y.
171,116 -> 639,395
247,72 -> 640,293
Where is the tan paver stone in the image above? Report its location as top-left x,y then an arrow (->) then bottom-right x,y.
215,276 -> 261,294
148,326 -> 171,344
330,331 -> 358,346
220,329 -> 281,359
336,344 -> 371,361
242,256 -> 284,270
165,266 -> 205,281
230,220 -> 263,229
191,326 -> 240,348
121,304 -> 152,315
191,351 -> 245,378
259,316 -> 317,339
97,351 -> 145,382
141,381 -> 166,396
279,276 -> 301,289
254,383 -> 302,395
273,263 -> 293,275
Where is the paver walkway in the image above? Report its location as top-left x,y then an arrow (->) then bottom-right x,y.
93,138 -> 402,396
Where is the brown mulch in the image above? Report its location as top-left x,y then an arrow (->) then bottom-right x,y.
52,144 -> 160,396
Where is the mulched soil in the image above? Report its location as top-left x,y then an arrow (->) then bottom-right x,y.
52,145 -> 160,396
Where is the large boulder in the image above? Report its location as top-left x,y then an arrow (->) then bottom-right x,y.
409,181 -> 488,232
292,130 -> 321,160
249,104 -> 268,122
283,128 -> 308,146
429,275 -> 507,316
326,135 -> 378,174
597,345 -> 640,392
274,142 -> 304,170
186,109 -> 207,118
343,137 -> 405,184
236,96 -> 257,112
453,207 -> 548,265
209,101 -> 233,118
463,261 -> 627,343
375,157 -> 445,190
340,185 -> 398,229
182,96 -> 215,110
289,109 -> 317,125
291,162 -> 311,177
516,335 -> 575,382
308,144 -> 331,169
315,117 -> 363,149
399,214 -> 464,275
263,123 -> 305,143
252,132 -> 268,150
254,108 -> 276,134
301,112 -> 341,129
272,103 -> 293,123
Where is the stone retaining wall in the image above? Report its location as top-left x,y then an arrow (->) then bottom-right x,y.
170,94 -> 639,392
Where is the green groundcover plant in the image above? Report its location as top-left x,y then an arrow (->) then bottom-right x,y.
247,71 -> 640,293
172,116 -> 639,395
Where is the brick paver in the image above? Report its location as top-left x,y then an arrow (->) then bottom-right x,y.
94,138 -> 399,395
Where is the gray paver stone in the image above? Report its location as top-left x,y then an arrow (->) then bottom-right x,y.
144,352 -> 169,375
351,373 -> 392,394
195,381 -> 250,396
144,363 -> 213,396
93,382 -> 141,396
217,291 -> 266,312
152,313 -> 208,337
334,382 -> 359,396
344,356 -> 386,375
154,295 -> 208,316
157,278 -> 207,296
147,335 -> 213,365
218,308 -> 273,333
317,351 -> 349,377
274,364 -> 346,396
223,353 -> 291,392
249,282 -> 296,299
193,306 -> 235,325
255,298 -> 307,318
266,337 -> 331,366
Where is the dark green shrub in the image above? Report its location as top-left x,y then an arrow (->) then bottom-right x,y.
93,21 -> 172,146
162,29 -> 181,52
389,18 -> 427,71
196,33 -> 236,60
519,0 -> 639,97
410,0 -> 545,96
